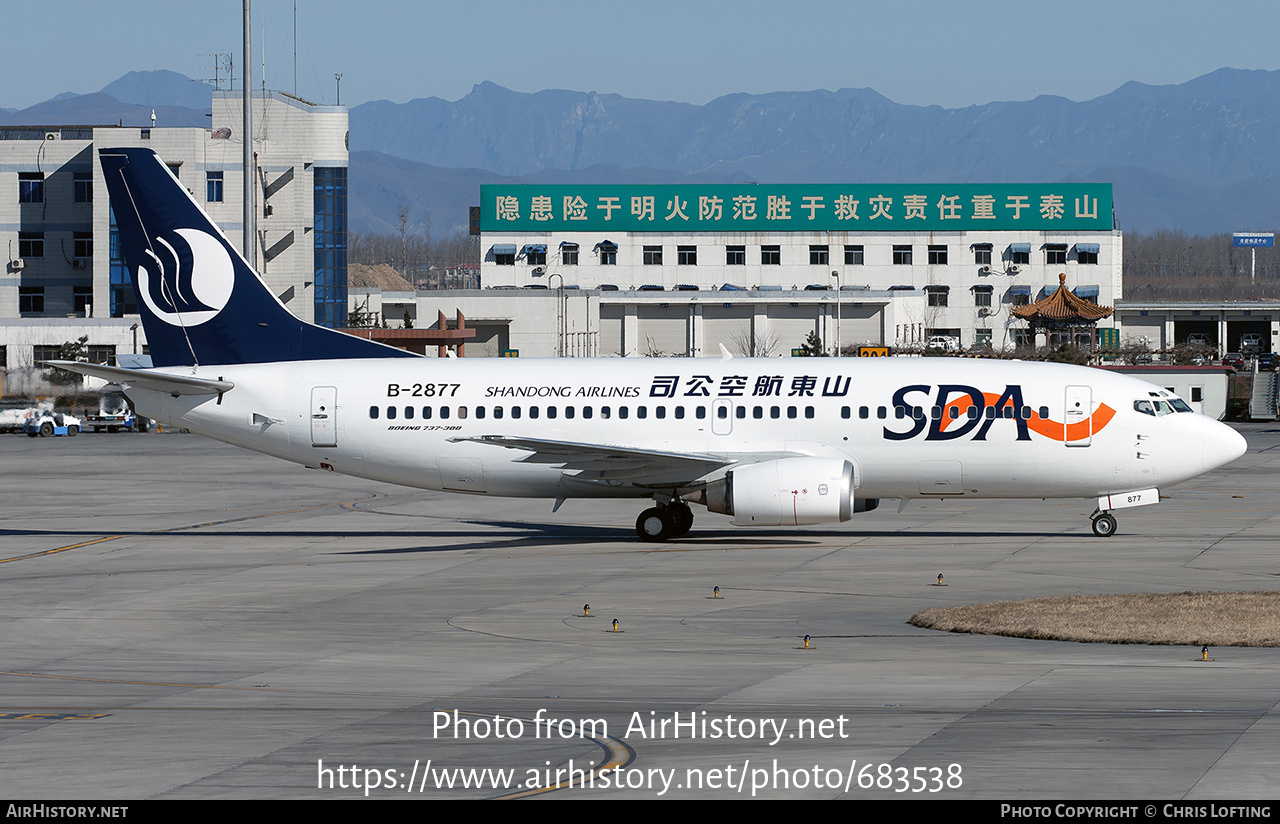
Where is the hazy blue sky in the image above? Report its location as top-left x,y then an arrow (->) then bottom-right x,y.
7,1 -> 1280,109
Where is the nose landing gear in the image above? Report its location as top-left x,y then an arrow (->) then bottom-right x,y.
1090,511 -> 1117,537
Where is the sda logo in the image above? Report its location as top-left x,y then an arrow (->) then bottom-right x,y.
136,228 -> 234,327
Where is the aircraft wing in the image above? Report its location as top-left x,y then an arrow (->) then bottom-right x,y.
43,361 -> 234,396
448,434 -> 741,485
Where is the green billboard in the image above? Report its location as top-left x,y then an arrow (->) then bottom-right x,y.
480,183 -> 1113,233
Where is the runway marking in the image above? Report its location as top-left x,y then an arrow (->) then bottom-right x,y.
0,536 -> 124,564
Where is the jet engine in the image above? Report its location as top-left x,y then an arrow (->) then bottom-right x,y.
703,457 -> 876,526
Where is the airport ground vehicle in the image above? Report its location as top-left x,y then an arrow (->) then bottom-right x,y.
24,412 -> 81,438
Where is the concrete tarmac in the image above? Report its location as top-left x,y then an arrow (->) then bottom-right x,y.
1,424 -> 1277,800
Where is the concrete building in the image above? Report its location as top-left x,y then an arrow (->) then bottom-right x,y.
0,90 -> 348,374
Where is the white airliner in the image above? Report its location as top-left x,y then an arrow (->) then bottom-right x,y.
53,148 -> 1247,542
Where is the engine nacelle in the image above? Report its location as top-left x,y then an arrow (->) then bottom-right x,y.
705,457 -> 868,526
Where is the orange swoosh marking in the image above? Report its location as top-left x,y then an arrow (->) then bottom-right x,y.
936,392 -> 1115,442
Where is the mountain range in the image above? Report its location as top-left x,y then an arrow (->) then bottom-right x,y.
5,69 -> 1280,236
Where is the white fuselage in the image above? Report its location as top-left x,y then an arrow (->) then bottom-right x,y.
124,357 -> 1244,506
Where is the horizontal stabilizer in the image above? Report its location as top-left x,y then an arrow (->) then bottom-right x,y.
44,361 -> 233,396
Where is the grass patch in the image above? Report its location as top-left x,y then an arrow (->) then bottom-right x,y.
910,591 -> 1280,647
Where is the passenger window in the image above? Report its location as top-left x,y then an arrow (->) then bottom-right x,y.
423,406 -> 432,419
913,407 -> 925,421
619,407 -> 629,419
753,406 -> 764,419
512,406 -> 522,419
967,407 -> 979,420
736,406 -> 746,419
601,406 -> 611,419
529,406 -> 539,419
805,406 -> 814,419
547,407 -> 557,419
785,406 -> 795,419
637,406 -> 648,419
440,407 -> 450,419
718,406 -> 728,419
494,406 -> 504,419
985,407 -> 996,420
696,406 -> 706,419
674,406 -> 684,419
842,407 -> 852,419
773,407 -> 782,419
583,406 -> 593,419
387,406 -> 397,420
564,407 -> 574,419
405,406 -> 414,420
656,407 -> 666,419
858,406 -> 868,419
930,406 -> 942,420
877,407 -> 887,419
948,407 -> 959,420
475,406 -> 485,419
369,406 -> 379,419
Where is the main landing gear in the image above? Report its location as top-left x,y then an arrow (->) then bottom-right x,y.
1090,511 -> 1118,537
636,501 -> 694,542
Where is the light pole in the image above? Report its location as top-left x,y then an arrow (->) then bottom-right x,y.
831,270 -> 841,357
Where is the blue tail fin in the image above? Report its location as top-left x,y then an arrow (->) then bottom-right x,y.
99,147 -> 416,367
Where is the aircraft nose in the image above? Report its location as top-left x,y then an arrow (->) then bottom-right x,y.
1202,419 -> 1247,472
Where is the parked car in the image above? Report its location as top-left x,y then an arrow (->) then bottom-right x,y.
1257,352 -> 1280,370
927,335 -> 961,352
1223,353 -> 1246,369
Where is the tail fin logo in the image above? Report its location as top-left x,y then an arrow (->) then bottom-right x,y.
137,228 -> 235,327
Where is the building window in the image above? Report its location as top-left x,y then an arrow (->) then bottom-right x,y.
525,246 -> 546,266
206,171 -> 224,203
74,286 -> 93,316
19,287 -> 44,314
761,245 -> 781,265
595,241 -> 617,265
74,172 -> 92,203
493,245 -> 516,266
560,242 -> 579,266
1076,243 -> 1099,264
973,243 -> 992,265
926,286 -> 949,307
1045,244 -> 1067,265
1009,244 -> 1030,265
845,245 -> 864,265
312,166 -> 349,329
74,232 -> 92,259
1010,288 -> 1031,307
18,232 -> 44,258
677,245 -> 697,265
975,329 -> 992,347
974,286 -> 993,308
928,245 -> 947,265
109,207 -> 136,318
643,245 -> 663,265
809,245 -> 829,265
18,173 -> 44,204
893,245 -> 913,265
726,245 -> 745,265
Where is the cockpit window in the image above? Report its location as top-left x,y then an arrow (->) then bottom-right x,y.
1134,400 -> 1155,416
1154,400 -> 1175,416
1169,397 -> 1193,413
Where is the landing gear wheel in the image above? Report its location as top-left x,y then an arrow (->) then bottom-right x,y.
1091,513 -> 1117,537
636,507 -> 673,542
667,503 -> 694,538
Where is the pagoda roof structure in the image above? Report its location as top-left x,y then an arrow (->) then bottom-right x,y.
1011,273 -> 1113,326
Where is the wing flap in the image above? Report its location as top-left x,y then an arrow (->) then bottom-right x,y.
449,434 -> 734,484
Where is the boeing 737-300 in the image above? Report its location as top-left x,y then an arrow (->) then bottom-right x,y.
49,148 -> 1247,542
